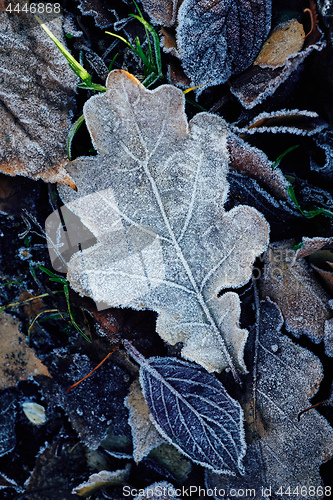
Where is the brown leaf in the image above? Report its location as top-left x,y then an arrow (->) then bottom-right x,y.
0,312 -> 51,389
259,240 -> 332,346
227,134 -> 289,200
24,440 -> 88,499
230,30 -> 326,109
125,379 -> 166,463
254,19 -> 305,68
161,27 -> 180,57
72,464 -> 131,497
141,0 -> 183,26
311,264 -> 333,294
241,109 -> 327,136
206,300 -> 333,497
0,7 -> 76,187
295,236 -> 333,260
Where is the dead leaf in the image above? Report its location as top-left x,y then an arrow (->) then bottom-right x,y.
311,130 -> 333,179
161,27 -> 180,57
41,349 -> 131,449
312,263 -> 333,294
141,0 -> 183,26
0,312 -> 51,389
176,0 -> 272,93
58,70 -> 269,375
125,379 -> 166,463
77,0 -> 118,28
230,31 -> 326,109
254,19 -> 305,68
72,464 -> 131,497
149,444 -> 192,483
239,109 -> 327,136
206,299 -> 333,497
295,236 -> 333,260
24,440 -> 89,499
0,7 -> 76,187
259,240 -> 332,346
228,133 -> 289,199
227,171 -> 303,241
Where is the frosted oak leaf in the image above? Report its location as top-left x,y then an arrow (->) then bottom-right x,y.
58,70 -> 269,375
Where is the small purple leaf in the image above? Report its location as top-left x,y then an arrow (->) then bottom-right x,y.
124,342 -> 246,475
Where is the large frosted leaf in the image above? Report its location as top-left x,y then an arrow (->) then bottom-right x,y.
58,70 -> 269,376
125,342 -> 246,475
176,0 -> 272,92
206,299 -> 333,497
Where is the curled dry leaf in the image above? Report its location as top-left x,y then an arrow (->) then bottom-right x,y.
254,19 -> 305,68
230,29 -> 326,109
141,0 -> 183,26
227,133 -> 289,199
0,312 -> 51,390
0,6 -> 76,187
295,236 -> 333,260
311,130 -> 333,179
238,109 -> 327,136
312,264 -> 333,296
77,0 -> 118,28
176,0 -> 272,93
125,379 -> 166,463
72,464 -> 131,497
206,300 -> 333,497
227,171 -> 302,241
58,70 -> 269,375
259,240 -> 332,348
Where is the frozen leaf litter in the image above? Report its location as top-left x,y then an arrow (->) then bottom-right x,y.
58,69 -> 269,377
0,5 -> 76,187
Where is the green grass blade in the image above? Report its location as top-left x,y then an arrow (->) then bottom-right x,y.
77,82 -> 107,91
105,32 -> 139,57
108,52 -> 118,71
132,0 -> 154,67
287,186 -> 333,218
142,72 -> 159,87
272,145 -> 300,170
129,14 -> 162,76
37,264 -> 67,284
63,284 -> 91,342
134,37 -> 151,70
35,15 -> 91,85
67,114 -> 85,160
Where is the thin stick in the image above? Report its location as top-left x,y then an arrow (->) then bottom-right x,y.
297,400 -> 331,421
304,8 -> 314,38
66,341 -> 121,393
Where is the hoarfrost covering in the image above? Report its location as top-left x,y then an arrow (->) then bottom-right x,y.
59,70 -> 269,374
